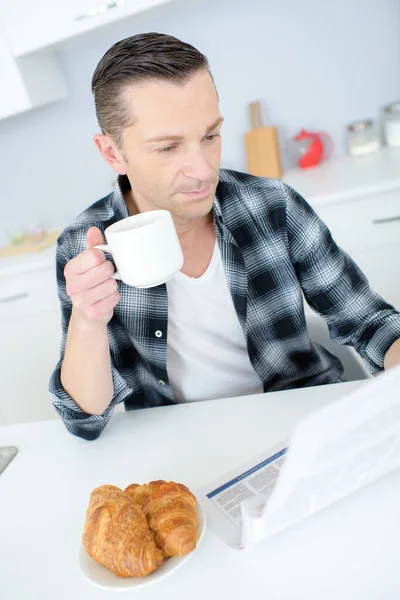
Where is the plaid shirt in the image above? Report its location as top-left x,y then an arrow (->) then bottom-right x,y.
49,169 -> 400,440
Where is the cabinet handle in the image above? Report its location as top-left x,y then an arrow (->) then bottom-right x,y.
0,292 -> 29,304
372,215 -> 400,225
75,0 -> 124,21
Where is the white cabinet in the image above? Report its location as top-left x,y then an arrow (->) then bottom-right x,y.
315,190 -> 400,309
0,35 -> 30,118
0,264 -> 61,425
0,309 -> 61,425
1,0 -> 93,56
302,191 -> 400,382
0,0 -> 181,120
284,151 -> 400,380
0,28 -> 67,120
0,0 -> 178,57
0,266 -> 59,320
284,151 -> 400,311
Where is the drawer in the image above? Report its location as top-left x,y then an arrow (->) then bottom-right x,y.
0,266 -> 60,320
0,310 -> 62,424
314,189 -> 400,254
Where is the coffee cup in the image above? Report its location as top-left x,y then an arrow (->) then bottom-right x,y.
94,210 -> 183,288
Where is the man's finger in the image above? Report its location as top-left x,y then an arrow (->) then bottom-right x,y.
86,226 -> 104,249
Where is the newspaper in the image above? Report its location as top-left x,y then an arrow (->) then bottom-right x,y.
198,364 -> 400,549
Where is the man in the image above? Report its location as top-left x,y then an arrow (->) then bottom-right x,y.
49,32 -> 400,440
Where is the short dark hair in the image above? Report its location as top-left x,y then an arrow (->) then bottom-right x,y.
91,32 -> 212,147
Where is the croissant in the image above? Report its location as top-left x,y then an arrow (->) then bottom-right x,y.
83,485 -> 164,577
125,480 -> 198,557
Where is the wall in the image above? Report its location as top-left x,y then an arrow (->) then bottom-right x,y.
0,0 -> 399,245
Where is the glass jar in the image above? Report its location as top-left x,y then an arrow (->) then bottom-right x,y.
382,101 -> 400,147
346,119 -> 381,156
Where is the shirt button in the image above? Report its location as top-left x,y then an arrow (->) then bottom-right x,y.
158,379 -> 165,386
155,330 -> 163,338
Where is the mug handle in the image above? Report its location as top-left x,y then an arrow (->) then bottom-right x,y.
93,244 -> 121,280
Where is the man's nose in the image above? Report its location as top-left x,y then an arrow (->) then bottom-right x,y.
182,148 -> 215,183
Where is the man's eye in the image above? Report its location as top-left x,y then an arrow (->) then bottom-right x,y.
205,134 -> 219,142
158,145 -> 177,153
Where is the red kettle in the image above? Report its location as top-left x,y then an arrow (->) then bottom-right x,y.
293,129 -> 334,169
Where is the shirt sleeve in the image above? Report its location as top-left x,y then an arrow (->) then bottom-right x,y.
283,183 -> 400,374
48,234 -> 133,440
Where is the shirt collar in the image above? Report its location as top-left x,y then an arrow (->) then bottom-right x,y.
214,185 -> 238,246
111,175 -> 130,220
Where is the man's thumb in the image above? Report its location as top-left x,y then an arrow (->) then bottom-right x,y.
86,226 -> 104,249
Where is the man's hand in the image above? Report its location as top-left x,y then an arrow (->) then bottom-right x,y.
384,338 -> 400,370
64,227 -> 120,324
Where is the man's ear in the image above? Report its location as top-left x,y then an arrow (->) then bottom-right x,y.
94,133 -> 127,175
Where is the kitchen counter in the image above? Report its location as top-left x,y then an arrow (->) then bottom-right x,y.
1,380 -> 400,600
283,146 -> 400,207
0,242 -> 56,277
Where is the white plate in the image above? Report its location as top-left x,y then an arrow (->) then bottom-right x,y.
79,503 -> 206,590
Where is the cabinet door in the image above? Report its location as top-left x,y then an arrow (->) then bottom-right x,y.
0,0 -> 176,57
0,33 -> 29,118
0,309 -> 61,425
0,0 -> 84,56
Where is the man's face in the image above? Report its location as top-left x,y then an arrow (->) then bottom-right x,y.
102,70 -> 223,220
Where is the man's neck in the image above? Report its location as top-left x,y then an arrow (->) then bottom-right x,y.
173,211 -> 214,239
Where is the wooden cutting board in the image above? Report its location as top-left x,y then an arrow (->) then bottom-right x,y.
244,101 -> 282,179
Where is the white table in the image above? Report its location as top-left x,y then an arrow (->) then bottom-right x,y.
1,381 -> 399,600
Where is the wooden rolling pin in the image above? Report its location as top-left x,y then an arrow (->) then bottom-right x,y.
244,101 -> 282,179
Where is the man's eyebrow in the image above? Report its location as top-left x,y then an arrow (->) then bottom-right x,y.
143,116 -> 224,144
205,116 -> 224,133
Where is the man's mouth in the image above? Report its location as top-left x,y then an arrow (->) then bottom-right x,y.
179,186 -> 212,198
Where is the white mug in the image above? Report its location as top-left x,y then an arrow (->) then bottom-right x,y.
94,210 -> 184,288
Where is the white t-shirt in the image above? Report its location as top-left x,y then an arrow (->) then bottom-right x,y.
166,242 -> 263,402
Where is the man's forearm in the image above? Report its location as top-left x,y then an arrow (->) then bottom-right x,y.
60,308 -> 114,415
383,338 -> 400,370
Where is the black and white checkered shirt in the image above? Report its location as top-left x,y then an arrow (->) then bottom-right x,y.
49,169 -> 400,440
